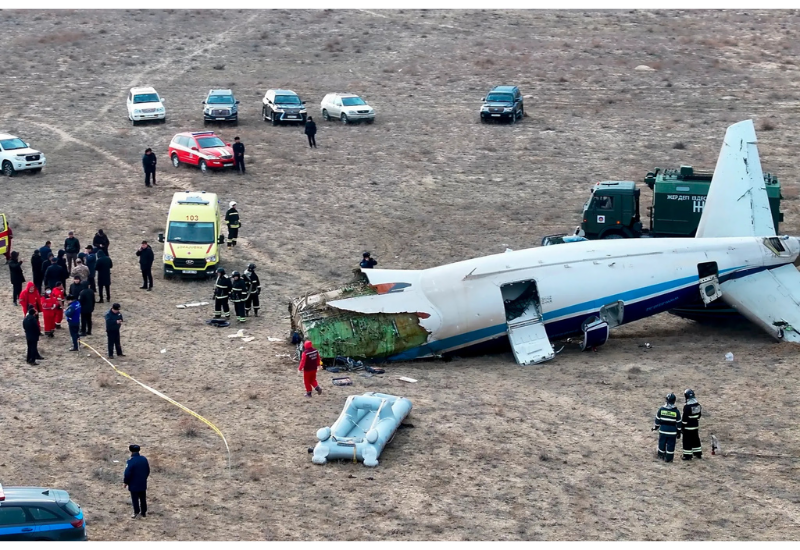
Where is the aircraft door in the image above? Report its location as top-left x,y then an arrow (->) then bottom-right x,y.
698,261 -> 722,304
501,280 -> 555,365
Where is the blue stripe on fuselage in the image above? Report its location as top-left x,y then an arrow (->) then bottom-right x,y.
387,264 -> 775,361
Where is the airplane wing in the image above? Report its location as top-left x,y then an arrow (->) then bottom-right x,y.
696,119 -> 775,238
721,264 -> 800,342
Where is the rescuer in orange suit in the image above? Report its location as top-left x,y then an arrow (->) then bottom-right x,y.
298,340 -> 323,398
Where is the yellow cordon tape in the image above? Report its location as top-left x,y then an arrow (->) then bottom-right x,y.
80,340 -> 231,469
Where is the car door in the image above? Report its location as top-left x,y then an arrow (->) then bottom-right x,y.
0,506 -> 38,541
184,137 -> 198,165
28,506 -> 69,540
333,97 -> 343,117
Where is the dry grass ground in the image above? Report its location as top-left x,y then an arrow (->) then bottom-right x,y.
1,9 -> 800,540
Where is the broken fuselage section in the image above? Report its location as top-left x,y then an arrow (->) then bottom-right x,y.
290,276 -> 432,361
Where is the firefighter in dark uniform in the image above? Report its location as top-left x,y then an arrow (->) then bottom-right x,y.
681,389 -> 703,460
653,392 -> 681,462
230,271 -> 248,323
225,201 -> 240,248
213,267 -> 232,318
243,263 -> 261,317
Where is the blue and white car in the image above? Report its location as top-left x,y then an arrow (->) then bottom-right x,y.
0,483 -> 87,541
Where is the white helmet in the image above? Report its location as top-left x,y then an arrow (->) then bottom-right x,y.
229,201 -> 237,208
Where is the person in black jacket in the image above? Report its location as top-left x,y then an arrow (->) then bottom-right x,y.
43,255 -> 63,292
304,116 -> 317,148
105,303 -> 125,358
135,241 -> 154,290
23,305 -> 43,365
142,148 -> 157,187
93,229 -> 110,255
38,241 -> 52,265
95,250 -> 113,303
64,231 -> 81,272
681,389 -> 703,460
232,136 -> 245,174
213,267 -> 232,319
225,201 -> 240,248
243,263 -> 261,317
68,275 -> 89,303
78,284 -> 95,336
360,251 -> 378,269
56,249 -> 69,288
653,392 -> 682,463
83,246 -> 97,290
230,271 -> 248,323
123,444 -> 150,519
31,249 -> 43,293
8,251 -> 25,305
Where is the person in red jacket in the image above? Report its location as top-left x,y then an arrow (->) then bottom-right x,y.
51,282 -> 65,329
41,289 -> 59,337
298,340 -> 323,398
18,281 -> 41,317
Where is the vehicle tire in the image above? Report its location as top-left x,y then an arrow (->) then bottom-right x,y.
2,160 -> 15,177
161,118 -> 167,124
322,109 -> 330,121
262,107 -> 268,122
30,168 -> 42,174
341,113 -> 348,125
132,119 -> 137,126
232,119 -> 238,127
199,160 -> 208,173
510,113 -> 516,124
602,232 -> 624,239
171,154 -> 180,168
271,111 -> 279,126
203,120 -> 209,127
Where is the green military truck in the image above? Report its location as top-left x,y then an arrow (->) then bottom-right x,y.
577,165 -> 783,239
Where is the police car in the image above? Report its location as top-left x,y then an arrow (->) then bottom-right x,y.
0,483 -> 87,541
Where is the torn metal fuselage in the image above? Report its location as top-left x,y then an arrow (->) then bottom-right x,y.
289,274 -> 431,361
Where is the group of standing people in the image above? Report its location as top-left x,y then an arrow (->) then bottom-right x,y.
11,229 -> 126,363
653,389 -> 703,463
212,263 -> 261,322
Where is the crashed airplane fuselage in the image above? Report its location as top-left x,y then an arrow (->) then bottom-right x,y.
291,120 -> 800,365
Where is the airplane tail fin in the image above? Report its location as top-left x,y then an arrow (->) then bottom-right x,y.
695,119 -> 775,239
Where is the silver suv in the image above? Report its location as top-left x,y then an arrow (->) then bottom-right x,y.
320,93 -> 375,124
202,89 -> 239,126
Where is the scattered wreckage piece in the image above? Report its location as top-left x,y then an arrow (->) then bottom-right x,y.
177,301 -> 209,309
312,392 -> 412,467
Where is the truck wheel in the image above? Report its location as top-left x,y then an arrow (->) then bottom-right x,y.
171,154 -> 180,168
602,232 -> 624,239
2,160 -> 15,177
271,112 -> 279,126
322,109 -> 330,121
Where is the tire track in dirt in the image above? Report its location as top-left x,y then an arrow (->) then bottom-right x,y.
26,119 -> 189,190
79,11 -> 263,132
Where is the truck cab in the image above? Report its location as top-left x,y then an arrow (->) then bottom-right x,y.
158,192 -> 224,279
579,181 -> 641,239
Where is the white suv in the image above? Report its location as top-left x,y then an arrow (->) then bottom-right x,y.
127,87 -> 166,125
0,133 -> 46,177
320,93 -> 375,124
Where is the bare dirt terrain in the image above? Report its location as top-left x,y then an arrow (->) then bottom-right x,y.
1,9 -> 800,541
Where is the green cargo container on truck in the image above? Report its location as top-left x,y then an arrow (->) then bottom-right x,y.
578,165 -> 783,239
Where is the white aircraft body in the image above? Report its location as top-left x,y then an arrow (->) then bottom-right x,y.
303,120 -> 800,365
